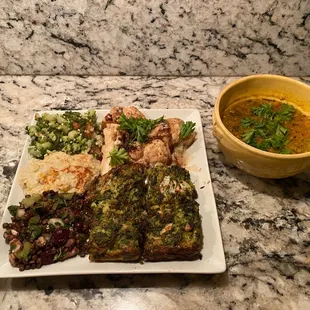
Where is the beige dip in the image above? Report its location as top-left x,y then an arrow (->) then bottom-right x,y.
19,152 -> 100,195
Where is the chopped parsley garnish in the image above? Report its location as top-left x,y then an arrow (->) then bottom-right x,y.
242,129 -> 256,144
240,103 -> 296,153
180,121 -> 196,139
118,114 -> 165,144
251,103 -> 275,119
240,117 -> 255,128
108,146 -> 129,167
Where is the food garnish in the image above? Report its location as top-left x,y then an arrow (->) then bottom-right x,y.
118,114 -> 165,143
240,103 -> 295,154
107,146 -> 129,167
26,110 -> 103,159
180,121 -> 196,140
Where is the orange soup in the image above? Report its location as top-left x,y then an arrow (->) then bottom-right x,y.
222,98 -> 310,154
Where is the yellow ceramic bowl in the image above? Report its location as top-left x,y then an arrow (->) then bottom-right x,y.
213,75 -> 310,178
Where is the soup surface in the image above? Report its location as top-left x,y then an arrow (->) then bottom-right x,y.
222,98 -> 310,154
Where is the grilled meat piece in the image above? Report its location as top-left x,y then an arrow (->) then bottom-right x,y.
165,118 -> 197,166
136,139 -> 172,165
148,122 -> 172,150
105,106 -> 145,123
127,142 -> 145,161
166,118 -> 183,146
100,123 -> 125,175
166,118 -> 196,148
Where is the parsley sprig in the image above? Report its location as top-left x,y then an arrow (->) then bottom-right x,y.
180,121 -> 196,139
241,103 -> 295,154
118,114 -> 165,143
108,146 -> 129,167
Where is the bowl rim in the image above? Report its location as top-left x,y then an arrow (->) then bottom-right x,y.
214,74 -> 310,159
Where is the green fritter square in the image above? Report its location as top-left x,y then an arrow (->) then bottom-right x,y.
91,164 -> 146,214
97,164 -> 146,199
143,201 -> 203,261
146,164 -> 198,206
89,212 -> 142,262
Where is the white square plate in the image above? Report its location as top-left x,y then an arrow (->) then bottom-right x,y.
0,109 -> 226,277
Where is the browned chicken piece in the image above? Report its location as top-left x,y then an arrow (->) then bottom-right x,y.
105,106 -> 145,123
172,131 -> 196,166
127,142 -> 144,161
148,121 -> 172,151
129,118 -> 196,167
165,118 -> 197,166
173,130 -> 197,166
165,118 -> 183,145
166,117 -> 197,148
100,107 -> 196,170
123,106 -> 146,119
101,123 -> 124,175
182,131 -> 197,149
137,139 -> 171,165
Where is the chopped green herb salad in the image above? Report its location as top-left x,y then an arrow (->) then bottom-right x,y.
26,110 -> 103,159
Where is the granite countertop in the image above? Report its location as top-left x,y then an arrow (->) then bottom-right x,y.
0,76 -> 309,310
1,1 -> 309,76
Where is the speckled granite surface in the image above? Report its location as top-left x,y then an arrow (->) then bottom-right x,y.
0,0 -> 309,75
0,76 -> 310,309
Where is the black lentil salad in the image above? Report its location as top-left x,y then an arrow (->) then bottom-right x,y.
2,191 -> 92,271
